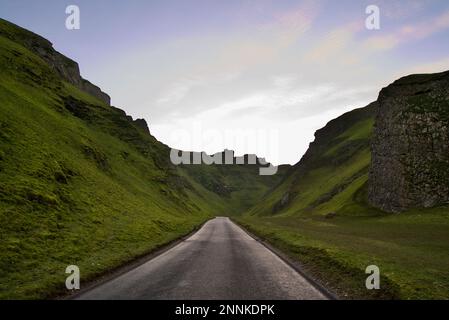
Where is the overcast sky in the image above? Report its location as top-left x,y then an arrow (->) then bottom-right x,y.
2,0 -> 449,164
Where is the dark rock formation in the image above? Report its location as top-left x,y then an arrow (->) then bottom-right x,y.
79,79 -> 111,106
0,18 -> 110,105
133,118 -> 150,134
368,71 -> 449,212
272,192 -> 293,214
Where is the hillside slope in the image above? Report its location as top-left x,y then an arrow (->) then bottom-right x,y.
0,19 -> 285,299
239,72 -> 449,299
247,102 -> 376,217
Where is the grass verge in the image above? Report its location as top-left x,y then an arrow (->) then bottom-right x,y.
235,206 -> 449,299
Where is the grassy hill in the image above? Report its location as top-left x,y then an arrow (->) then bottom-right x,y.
237,90 -> 449,299
246,103 -> 376,218
0,18 -> 285,299
2,17 -> 448,300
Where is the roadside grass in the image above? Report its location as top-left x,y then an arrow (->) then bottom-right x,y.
236,206 -> 449,299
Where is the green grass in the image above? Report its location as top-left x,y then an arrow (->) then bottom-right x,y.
324,118 -> 374,157
247,107 -> 374,218
181,162 -> 288,215
236,206 -> 449,299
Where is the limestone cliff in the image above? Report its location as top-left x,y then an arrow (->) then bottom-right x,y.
368,71 -> 449,212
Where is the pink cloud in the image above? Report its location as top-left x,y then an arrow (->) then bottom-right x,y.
364,10 -> 449,52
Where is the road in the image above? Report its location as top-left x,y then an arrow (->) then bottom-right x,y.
76,217 -> 327,300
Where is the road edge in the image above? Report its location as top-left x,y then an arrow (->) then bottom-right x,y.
62,218 -> 212,300
230,218 -> 338,300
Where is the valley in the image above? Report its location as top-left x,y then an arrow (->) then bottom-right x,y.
1,17 -> 449,300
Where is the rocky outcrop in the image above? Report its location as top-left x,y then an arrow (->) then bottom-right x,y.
133,118 -> 150,134
272,192 -> 293,214
79,79 -> 111,106
368,71 -> 449,212
0,18 -> 110,105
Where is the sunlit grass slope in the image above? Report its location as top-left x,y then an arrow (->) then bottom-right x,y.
247,104 -> 376,218
0,20 -> 217,299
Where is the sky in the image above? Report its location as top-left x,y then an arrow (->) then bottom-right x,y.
1,0 -> 449,165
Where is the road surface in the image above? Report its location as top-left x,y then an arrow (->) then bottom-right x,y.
76,217 -> 327,300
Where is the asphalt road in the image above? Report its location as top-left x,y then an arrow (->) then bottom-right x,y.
76,217 -> 327,300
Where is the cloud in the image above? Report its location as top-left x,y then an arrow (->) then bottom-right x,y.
205,79 -> 376,123
210,81 -> 336,120
363,10 -> 449,52
90,0 -> 449,165
156,77 -> 204,105
271,85 -> 377,119
274,0 -> 319,29
305,22 -> 362,63
272,74 -> 298,88
380,0 -> 433,19
397,57 -> 449,77
133,2 -> 323,121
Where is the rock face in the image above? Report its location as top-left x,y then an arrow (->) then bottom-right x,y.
368,71 -> 449,212
133,118 -> 150,134
0,18 -> 110,105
